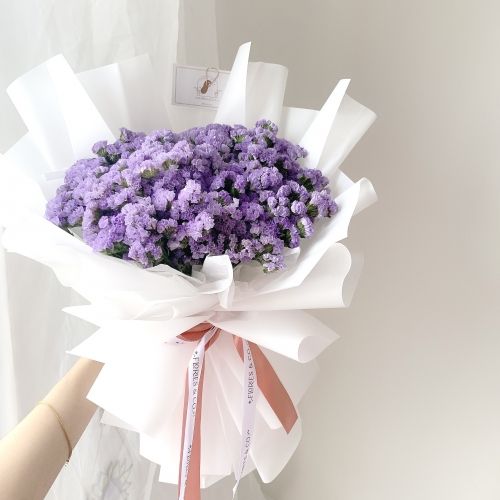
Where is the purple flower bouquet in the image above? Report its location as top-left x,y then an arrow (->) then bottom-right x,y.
0,42 -> 376,498
46,121 -> 338,275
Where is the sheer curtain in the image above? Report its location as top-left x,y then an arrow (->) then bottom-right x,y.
0,1 -> 269,498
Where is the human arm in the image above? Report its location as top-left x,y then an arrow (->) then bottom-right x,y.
0,357 -> 103,500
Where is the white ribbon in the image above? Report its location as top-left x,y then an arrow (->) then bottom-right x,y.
178,327 -> 217,500
233,339 -> 258,498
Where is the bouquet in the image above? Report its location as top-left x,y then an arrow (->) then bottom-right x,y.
0,42 -> 376,500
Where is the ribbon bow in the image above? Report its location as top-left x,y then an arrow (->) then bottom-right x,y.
176,323 -> 298,500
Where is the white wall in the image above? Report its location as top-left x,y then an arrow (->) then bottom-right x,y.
216,1 -> 500,499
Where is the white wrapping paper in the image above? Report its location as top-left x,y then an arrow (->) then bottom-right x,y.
0,41 -> 376,489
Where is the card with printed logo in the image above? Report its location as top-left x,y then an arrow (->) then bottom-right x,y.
173,64 -> 230,109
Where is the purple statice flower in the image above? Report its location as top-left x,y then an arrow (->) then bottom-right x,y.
45,122 -> 339,274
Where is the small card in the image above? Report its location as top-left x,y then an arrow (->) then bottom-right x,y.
173,64 -> 230,109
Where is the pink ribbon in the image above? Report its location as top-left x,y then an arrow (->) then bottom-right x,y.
176,323 -> 298,500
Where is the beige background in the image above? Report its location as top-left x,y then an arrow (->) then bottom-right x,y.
216,1 -> 500,499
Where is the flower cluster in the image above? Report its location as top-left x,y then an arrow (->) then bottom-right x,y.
46,120 -> 338,274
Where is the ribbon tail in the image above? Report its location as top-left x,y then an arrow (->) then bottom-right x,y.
178,329 -> 216,500
178,369 -> 204,500
235,337 -> 298,434
233,339 -> 258,497
178,372 -> 189,498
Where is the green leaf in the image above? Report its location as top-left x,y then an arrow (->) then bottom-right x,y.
297,221 -> 306,238
104,153 -> 120,165
275,159 -> 287,175
280,229 -> 292,247
299,175 -> 314,192
104,242 -> 129,258
224,177 -> 239,197
141,168 -> 157,179
163,159 -> 175,169
306,204 -> 318,218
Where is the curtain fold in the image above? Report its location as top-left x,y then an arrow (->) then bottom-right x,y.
0,228 -> 18,437
0,1 -> 268,498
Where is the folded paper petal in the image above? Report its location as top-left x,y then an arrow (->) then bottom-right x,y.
7,55 -> 114,171
214,42 -> 251,125
299,79 -> 350,169
210,310 -> 338,363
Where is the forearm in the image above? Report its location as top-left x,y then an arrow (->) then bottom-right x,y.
0,357 -> 103,500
